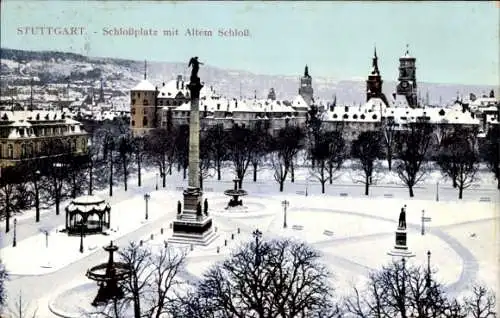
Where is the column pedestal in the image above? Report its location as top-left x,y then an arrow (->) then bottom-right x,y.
387,227 -> 415,258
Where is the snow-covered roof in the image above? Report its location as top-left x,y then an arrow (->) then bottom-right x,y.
382,107 -> 480,125
325,105 -> 382,123
291,95 -> 308,109
173,98 -> 295,114
391,95 -> 411,108
132,79 -> 156,91
66,195 -> 110,214
157,78 -> 189,98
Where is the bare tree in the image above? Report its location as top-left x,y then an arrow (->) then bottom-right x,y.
98,242 -> 187,318
66,154 -> 88,199
132,135 -> 146,187
146,128 -> 176,188
463,284 -> 496,318
0,165 -> 27,232
394,122 -> 433,197
250,121 -> 272,183
177,236 -> 341,317
103,131 -> 116,197
6,291 -> 38,318
310,131 -> 335,193
143,245 -> 186,318
345,259 -> 455,318
382,117 -> 397,171
174,125 -> 190,180
120,242 -> 153,318
205,124 -> 228,181
481,125 -> 500,190
226,125 -> 254,188
199,132 -> 214,191
351,131 -> 383,196
327,130 -> 346,185
438,129 -> 479,199
270,126 -> 305,192
117,133 -> 134,192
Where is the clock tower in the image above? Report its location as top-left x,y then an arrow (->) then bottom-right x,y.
396,45 -> 418,108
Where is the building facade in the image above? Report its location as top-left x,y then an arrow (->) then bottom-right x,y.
0,110 -> 88,168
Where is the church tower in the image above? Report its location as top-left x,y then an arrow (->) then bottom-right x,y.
298,65 -> 314,106
396,45 -> 418,108
366,47 -> 388,106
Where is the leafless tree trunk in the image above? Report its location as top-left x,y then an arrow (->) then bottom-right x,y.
464,284 -> 497,318
395,122 -> 433,197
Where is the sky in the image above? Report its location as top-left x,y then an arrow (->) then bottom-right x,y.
1,1 -> 498,85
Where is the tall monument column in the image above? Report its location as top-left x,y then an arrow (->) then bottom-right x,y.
169,57 -> 217,246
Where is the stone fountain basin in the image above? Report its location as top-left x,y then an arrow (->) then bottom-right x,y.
224,189 -> 248,196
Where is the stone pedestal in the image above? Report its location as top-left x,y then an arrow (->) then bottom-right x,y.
387,227 -> 415,258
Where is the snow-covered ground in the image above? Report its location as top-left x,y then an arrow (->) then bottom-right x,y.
2,165 -> 498,318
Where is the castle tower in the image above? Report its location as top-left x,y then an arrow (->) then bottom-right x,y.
298,65 -> 314,106
130,62 -> 158,136
396,45 -> 418,108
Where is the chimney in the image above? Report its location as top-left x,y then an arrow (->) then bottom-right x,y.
181,81 -> 184,89
217,103 -> 220,110
235,100 -> 238,107
344,106 -> 348,112
330,105 -> 334,112
162,82 -> 165,87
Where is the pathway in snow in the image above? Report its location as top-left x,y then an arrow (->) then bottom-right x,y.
284,206 -> 484,297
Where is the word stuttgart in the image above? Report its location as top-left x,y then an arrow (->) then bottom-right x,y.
17,26 -> 86,35
102,27 -> 250,37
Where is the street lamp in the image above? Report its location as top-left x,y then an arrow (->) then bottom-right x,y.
401,257 -> 407,318
425,250 -> 432,316
421,209 -> 425,235
436,181 -> 439,202
281,200 -> 289,228
253,229 -> 262,266
79,221 -> 84,253
144,193 -> 151,220
35,170 -> 41,222
45,230 -> 49,248
13,218 -> 17,247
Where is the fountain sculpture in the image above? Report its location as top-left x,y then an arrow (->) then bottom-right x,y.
224,178 -> 248,209
86,241 -> 131,306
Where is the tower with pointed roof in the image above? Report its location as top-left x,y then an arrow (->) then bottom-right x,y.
396,45 -> 418,108
130,61 -> 158,136
298,65 -> 314,106
366,47 -> 388,106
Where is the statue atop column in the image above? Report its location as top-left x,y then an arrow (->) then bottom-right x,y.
188,56 -> 203,84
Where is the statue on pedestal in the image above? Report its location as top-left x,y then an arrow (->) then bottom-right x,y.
398,207 -> 406,229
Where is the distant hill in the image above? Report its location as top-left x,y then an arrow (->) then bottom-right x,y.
0,48 -> 497,105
